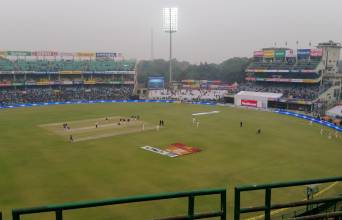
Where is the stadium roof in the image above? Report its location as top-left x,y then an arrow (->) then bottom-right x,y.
236,91 -> 283,99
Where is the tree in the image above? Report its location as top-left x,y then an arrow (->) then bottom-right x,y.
137,57 -> 252,86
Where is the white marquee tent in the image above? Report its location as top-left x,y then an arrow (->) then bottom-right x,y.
234,91 -> 283,109
326,105 -> 342,118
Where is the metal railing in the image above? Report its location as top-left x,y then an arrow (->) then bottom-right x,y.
12,188 -> 227,220
288,210 -> 342,220
234,176 -> 342,220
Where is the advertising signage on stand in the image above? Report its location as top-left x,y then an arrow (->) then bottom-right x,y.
310,48 -> 323,57
297,49 -> 311,58
263,50 -> 275,58
6,51 -> 31,56
96,52 -> 117,58
76,52 -> 96,57
0,51 -> 127,60
275,50 -> 285,58
32,51 -> 58,56
253,51 -> 264,57
241,99 -> 257,107
286,49 -> 296,57
59,52 -> 75,57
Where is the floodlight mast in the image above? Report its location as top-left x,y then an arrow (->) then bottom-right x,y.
163,8 -> 178,89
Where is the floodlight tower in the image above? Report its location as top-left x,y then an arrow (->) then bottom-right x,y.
163,7 -> 178,87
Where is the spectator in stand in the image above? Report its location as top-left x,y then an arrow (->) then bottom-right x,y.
0,86 -> 133,106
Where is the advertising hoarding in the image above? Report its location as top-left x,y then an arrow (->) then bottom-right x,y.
310,48 -> 323,57
275,50 -> 285,58
241,99 -> 257,107
263,50 -> 275,58
6,51 -> 31,56
254,51 -> 264,57
76,52 -> 96,57
96,52 -> 117,58
297,49 -> 311,58
286,49 -> 295,57
32,51 -> 58,56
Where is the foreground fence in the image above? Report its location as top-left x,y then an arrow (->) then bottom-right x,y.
11,188 -> 227,220
234,176 -> 342,220
6,176 -> 342,220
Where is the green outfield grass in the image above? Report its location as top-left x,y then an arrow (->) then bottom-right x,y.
0,103 -> 341,220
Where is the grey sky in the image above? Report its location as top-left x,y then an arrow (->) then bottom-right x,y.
1,0 -> 341,63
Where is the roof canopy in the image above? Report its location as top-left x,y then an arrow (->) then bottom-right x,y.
236,91 -> 283,99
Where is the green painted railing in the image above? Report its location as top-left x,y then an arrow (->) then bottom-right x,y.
12,188 -> 227,220
234,176 -> 342,220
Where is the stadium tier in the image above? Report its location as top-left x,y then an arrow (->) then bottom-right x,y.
0,51 -> 136,105
246,48 -> 324,83
233,43 -> 342,112
0,87 -> 134,106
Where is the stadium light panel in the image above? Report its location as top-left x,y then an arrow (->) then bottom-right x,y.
163,8 -> 178,32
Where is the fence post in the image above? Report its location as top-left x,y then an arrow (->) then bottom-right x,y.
188,195 -> 195,220
0,211 -> 2,220
264,188 -> 272,220
234,188 -> 240,220
221,190 -> 227,220
55,209 -> 63,220
12,211 -> 20,220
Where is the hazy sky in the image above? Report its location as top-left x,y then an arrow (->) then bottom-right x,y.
1,0 -> 341,63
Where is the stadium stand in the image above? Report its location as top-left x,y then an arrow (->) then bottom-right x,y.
0,52 -> 136,106
234,43 -> 342,112
0,87 -> 133,106
6,60 -> 135,72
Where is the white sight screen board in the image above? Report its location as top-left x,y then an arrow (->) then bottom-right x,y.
163,7 -> 178,32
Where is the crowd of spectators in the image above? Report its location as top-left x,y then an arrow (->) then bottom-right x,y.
248,59 -> 321,71
148,89 -> 227,101
236,82 -> 332,100
0,86 -> 133,106
148,83 -> 332,101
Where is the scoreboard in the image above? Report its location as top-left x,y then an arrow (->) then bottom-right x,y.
148,76 -> 165,89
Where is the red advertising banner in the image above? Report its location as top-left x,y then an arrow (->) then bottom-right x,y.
241,99 -> 257,107
310,48 -> 323,57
